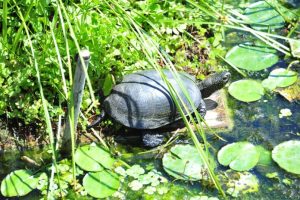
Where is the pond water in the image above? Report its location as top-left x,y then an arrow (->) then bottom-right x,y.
1,2 -> 300,198
1,75 -> 299,199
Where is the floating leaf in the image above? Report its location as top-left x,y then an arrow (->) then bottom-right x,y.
268,68 -> 297,88
1,170 -> 39,197
244,1 -> 285,30
162,144 -> 212,181
262,78 -> 278,91
226,43 -> 278,71
223,170 -> 259,197
217,142 -> 260,171
290,39 -> 300,58
272,140 -> 300,174
256,146 -> 272,166
75,144 -> 115,172
275,79 -> 300,102
228,80 -> 265,102
83,170 -> 120,198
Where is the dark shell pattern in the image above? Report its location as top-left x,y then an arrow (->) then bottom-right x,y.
103,69 -> 202,129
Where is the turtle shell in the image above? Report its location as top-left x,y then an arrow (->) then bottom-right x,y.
103,69 -> 202,129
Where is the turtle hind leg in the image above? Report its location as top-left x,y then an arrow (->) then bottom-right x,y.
142,131 -> 166,148
87,111 -> 106,129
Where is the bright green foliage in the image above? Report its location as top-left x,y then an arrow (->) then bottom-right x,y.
0,0 -> 220,126
225,43 -> 279,71
262,68 -> 297,91
272,140 -> 300,174
0,170 -> 39,197
162,144 -> 212,181
268,68 -> 298,88
228,80 -> 265,102
222,170 -> 259,197
256,146 -> 272,166
75,144 -> 115,171
290,39 -> 300,58
83,170 -> 120,198
217,142 -> 260,171
244,1 -> 285,30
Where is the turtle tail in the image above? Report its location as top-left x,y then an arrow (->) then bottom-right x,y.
197,71 -> 231,98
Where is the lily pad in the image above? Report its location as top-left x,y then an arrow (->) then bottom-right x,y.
218,142 -> 260,171
226,43 -> 279,71
83,170 -> 120,198
228,80 -> 265,102
262,78 -> 278,91
1,170 -> 39,197
272,140 -> 300,174
256,146 -> 272,166
75,144 -> 115,171
244,1 -> 285,30
223,170 -> 259,197
290,39 -> 300,58
268,68 -> 297,88
162,144 -> 212,181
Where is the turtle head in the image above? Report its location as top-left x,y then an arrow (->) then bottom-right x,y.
198,71 -> 231,98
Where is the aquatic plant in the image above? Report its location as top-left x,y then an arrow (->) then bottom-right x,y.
228,80 -> 265,102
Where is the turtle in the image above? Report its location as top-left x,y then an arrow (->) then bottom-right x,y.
89,69 -> 230,147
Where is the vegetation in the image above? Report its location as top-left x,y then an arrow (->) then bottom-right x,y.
0,0 -> 300,199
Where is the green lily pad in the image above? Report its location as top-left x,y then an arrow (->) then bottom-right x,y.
1,170 -> 39,197
272,140 -> 300,174
218,142 -> 260,171
268,68 -> 298,88
223,170 -> 259,197
226,43 -> 279,71
256,146 -> 272,166
290,39 -> 300,58
162,144 -> 213,181
244,1 -> 285,30
75,144 -> 115,171
83,170 -> 120,198
262,78 -> 278,91
228,80 -> 265,102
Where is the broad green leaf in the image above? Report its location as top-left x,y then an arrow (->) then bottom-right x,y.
226,43 -> 279,71
268,68 -> 297,88
272,140 -> 300,174
290,39 -> 300,58
102,74 -> 115,96
217,142 -> 260,171
244,1 -> 285,30
262,78 -> 278,91
75,144 -> 115,172
162,144 -> 213,181
224,170 -> 259,197
83,170 -> 120,198
256,146 -> 272,166
228,80 -> 265,102
1,170 -> 39,197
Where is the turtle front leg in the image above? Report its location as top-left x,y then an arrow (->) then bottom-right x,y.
197,99 -> 206,118
142,131 -> 166,148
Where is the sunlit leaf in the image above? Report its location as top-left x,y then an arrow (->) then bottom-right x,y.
226,43 -> 279,71
244,1 -> 285,30
218,142 -> 260,171
83,170 -> 120,198
272,140 -> 300,175
162,144 -> 213,181
228,80 -> 264,102
75,144 -> 115,172
290,39 -> 300,58
1,170 -> 39,197
268,68 -> 297,88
